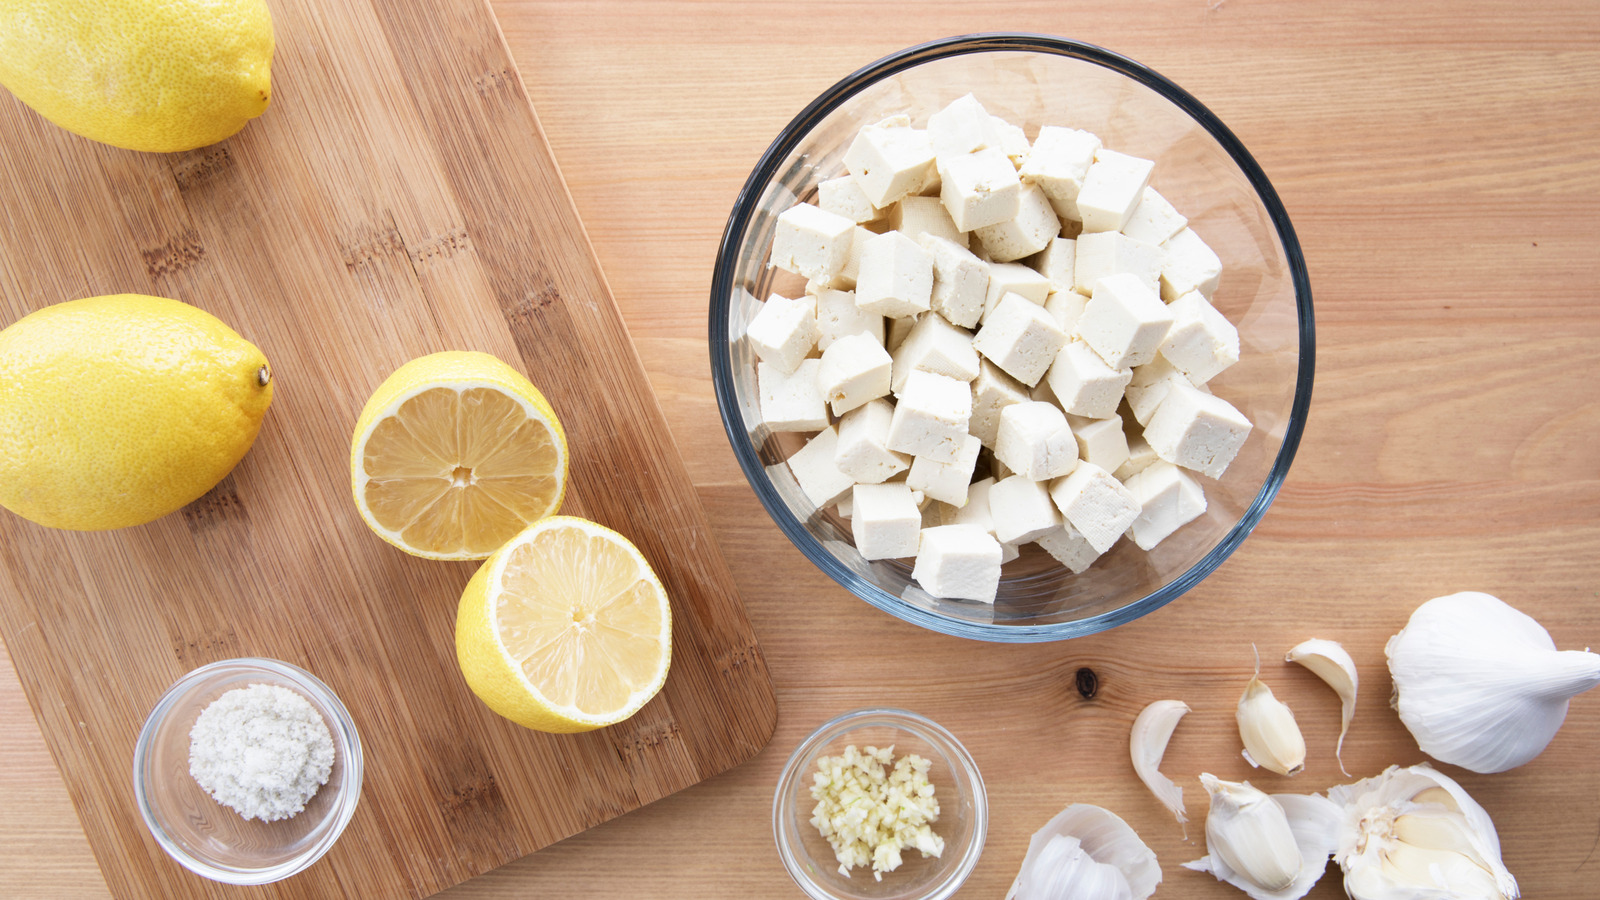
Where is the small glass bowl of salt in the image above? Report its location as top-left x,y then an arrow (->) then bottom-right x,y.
133,657 -> 363,885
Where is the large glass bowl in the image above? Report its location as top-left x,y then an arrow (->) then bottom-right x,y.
709,34 -> 1313,641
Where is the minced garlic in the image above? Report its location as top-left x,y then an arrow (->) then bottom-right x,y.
809,744 -> 944,880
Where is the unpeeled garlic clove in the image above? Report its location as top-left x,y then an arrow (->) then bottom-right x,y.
1184,774 -> 1341,900
1007,803 -> 1162,900
1237,646 -> 1307,776
1129,700 -> 1190,831
1286,638 -> 1358,776
1387,591 -> 1600,773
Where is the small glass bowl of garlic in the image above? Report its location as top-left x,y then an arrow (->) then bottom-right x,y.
773,707 -> 987,900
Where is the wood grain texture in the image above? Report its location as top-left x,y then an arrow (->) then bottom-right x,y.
3,0 -> 1598,898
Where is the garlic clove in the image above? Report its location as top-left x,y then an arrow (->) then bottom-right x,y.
1286,638 -> 1358,776
1006,803 -> 1162,900
1237,646 -> 1307,776
1184,774 -> 1341,900
1386,591 -> 1600,773
1130,699 -> 1190,830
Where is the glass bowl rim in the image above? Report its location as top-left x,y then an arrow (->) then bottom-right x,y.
709,32 -> 1315,642
132,655 -> 365,885
772,706 -> 988,900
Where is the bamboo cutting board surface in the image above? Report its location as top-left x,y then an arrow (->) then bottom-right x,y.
0,0 -> 776,898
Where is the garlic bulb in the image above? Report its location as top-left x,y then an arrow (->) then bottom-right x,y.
1387,591 -> 1600,773
1328,763 -> 1518,900
1286,638 -> 1358,776
1007,803 -> 1161,900
1237,646 -> 1307,776
1184,774 -> 1341,900
1130,700 -> 1190,830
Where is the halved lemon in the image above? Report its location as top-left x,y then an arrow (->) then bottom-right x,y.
455,516 -> 672,732
351,351 -> 566,560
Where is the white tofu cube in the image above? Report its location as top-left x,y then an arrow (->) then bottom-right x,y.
834,398 -> 911,484
989,474 -> 1061,545
814,288 -> 884,351
843,115 -> 937,207
817,332 -> 892,416
1113,425 -> 1160,481
746,292 -> 817,375
771,203 -> 856,282
810,225 -> 878,291
1125,355 -> 1199,426
787,425 -> 854,508
1049,462 -> 1140,553
1077,272 -> 1174,369
891,312 -> 979,391
1068,414 -> 1131,475
1076,148 -> 1155,233
912,524 -> 1002,602
1124,460 -> 1208,550
1019,126 -> 1102,221
1144,381 -> 1252,478
1122,187 -> 1188,246
1045,340 -> 1133,419
907,433 -> 982,506
758,359 -> 828,433
969,358 -> 1029,449
919,234 -> 990,329
991,116 -> 1031,165
1045,290 -> 1087,334
928,94 -> 1003,158
983,261 -> 1052,320
1029,237 -> 1076,293
1034,522 -> 1102,574
1160,227 -> 1223,300
1160,290 -> 1240,384
889,195 -> 966,248
938,147 -> 1021,231
856,231 -> 934,318
972,293 -> 1068,387
835,493 -> 853,519
885,313 -> 916,353
1072,231 -> 1162,298
817,175 -> 884,224
946,476 -> 998,529
974,182 -> 1061,263
886,370 -> 972,463
851,482 -> 922,560
996,401 -> 1079,481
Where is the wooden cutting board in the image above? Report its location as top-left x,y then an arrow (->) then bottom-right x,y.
0,0 -> 777,897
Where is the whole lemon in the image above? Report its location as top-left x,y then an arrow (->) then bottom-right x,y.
0,294 -> 273,530
0,0 -> 275,153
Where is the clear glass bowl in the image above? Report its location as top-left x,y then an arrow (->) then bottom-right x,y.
132,657 -> 363,885
709,33 -> 1313,641
773,708 -> 987,900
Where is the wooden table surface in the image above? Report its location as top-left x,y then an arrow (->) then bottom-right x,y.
3,1 -> 1596,898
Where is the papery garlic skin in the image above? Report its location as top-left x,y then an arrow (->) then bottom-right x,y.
1007,803 -> 1161,900
1329,764 -> 1518,900
1387,591 -> 1600,773
1184,774 -> 1341,900
1287,638 -> 1358,776
1238,648 -> 1307,776
1130,700 -> 1190,829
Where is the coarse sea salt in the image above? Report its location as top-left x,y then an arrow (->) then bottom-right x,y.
188,683 -> 335,822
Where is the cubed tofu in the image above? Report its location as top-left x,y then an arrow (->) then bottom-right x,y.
843,115 -> 937,207
758,359 -> 828,432
889,195 -> 966,248
1159,227 -> 1223,300
1028,237 -> 1076,294
886,370 -> 972,463
856,231 -> 934,318
786,425 -> 855,508
1113,424 -> 1160,481
927,93 -> 1004,158
938,147 -> 1022,231
891,312 -> 979,391
851,482 -> 922,560
817,175 -> 884,224
912,524 -> 1003,602
1123,460 -> 1208,550
1019,126 -> 1102,221
989,474 -> 1061,545
771,203 -> 856,282
974,182 -> 1061,263
1122,187 -> 1188,246
1125,355 -> 1198,427
907,433 -> 983,506
919,234 -> 990,329
1044,290 -> 1087,334
814,287 -> 885,351
1068,414 -> 1131,475
1159,290 -> 1239,384
835,398 -> 912,484
1034,521 -> 1102,573
969,358 -> 1030,449
972,292 -> 1069,387
1072,230 -> 1162,298
946,476 -> 998,530
1076,148 -> 1155,233
1143,381 -> 1252,478
817,331 -> 892,416
885,313 -> 917,353
746,292 -> 817,375
1077,272 -> 1174,369
983,261 -> 1053,321
991,116 -> 1031,165
995,401 -> 1079,481
1049,462 -> 1140,553
1045,340 -> 1133,419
